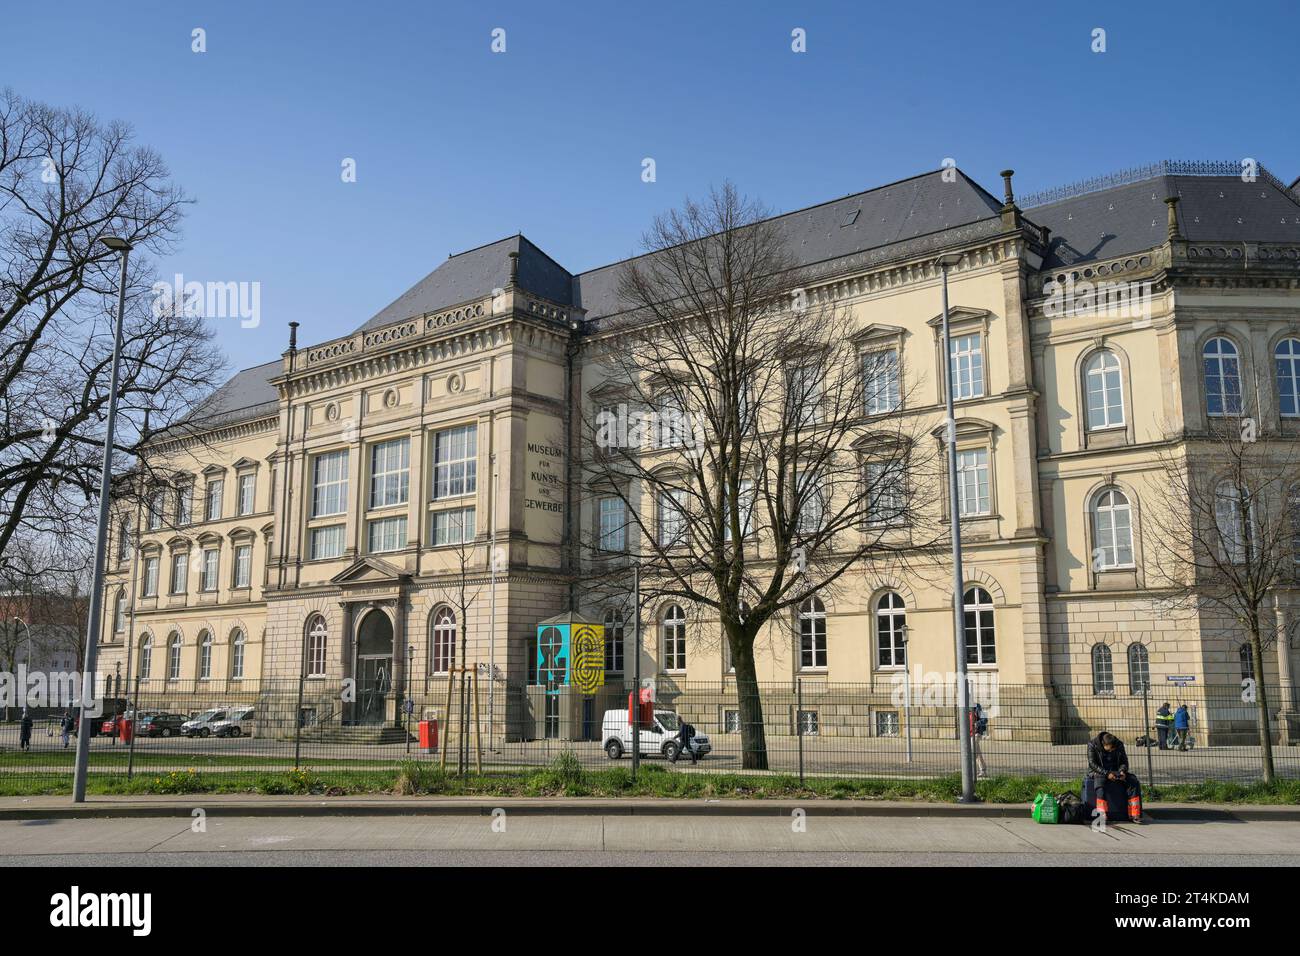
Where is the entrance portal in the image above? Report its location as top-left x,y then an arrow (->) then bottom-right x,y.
354,610 -> 393,726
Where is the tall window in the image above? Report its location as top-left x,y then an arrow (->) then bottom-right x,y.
656,396 -> 691,448
598,496 -> 626,552
430,607 -> 456,674
198,631 -> 213,680
866,459 -> 907,527
231,629 -> 246,680
167,633 -> 182,680
236,473 -> 255,516
205,479 -> 224,522
1290,484 -> 1300,564
431,507 -> 475,546
1214,481 -> 1252,563
1240,643 -> 1255,680
1092,489 -> 1135,569
955,448 -> 990,516
147,491 -> 164,531
603,609 -> 625,674
432,424 -> 477,499
962,587 -> 996,665
1203,337 -> 1242,416
799,596 -> 827,670
312,451 -> 349,517
200,547 -> 219,591
169,552 -> 187,594
1128,643 -> 1150,694
876,592 -> 906,668
662,605 -> 687,671
233,543 -> 252,588
369,438 -> 410,508
142,556 -> 159,597
723,479 -> 755,541
795,471 -> 826,535
1084,350 -> 1125,430
117,519 -> 131,564
306,617 -> 327,676
113,591 -> 126,633
176,485 -> 193,526
658,489 -> 686,547
949,333 -> 985,400
309,524 -> 346,560
1277,338 -> 1300,418
863,349 -> 900,415
139,635 -> 153,679
367,516 -> 407,553
786,364 -> 821,425
1091,643 -> 1114,695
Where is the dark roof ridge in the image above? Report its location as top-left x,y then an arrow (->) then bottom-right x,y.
1021,159 -> 1295,209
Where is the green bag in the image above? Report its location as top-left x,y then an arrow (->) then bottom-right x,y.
1031,791 -> 1060,824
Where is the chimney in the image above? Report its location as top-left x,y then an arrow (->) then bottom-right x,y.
287,321 -> 300,371
508,250 -> 520,287
999,169 -> 1021,228
1164,195 -> 1182,241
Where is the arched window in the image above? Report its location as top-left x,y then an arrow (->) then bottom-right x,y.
1215,481 -> 1252,563
430,607 -> 456,675
876,592 -> 906,668
138,634 -> 153,680
198,631 -> 212,680
167,632 -> 182,681
603,609 -> 625,674
662,605 -> 686,672
962,587 -> 996,665
1092,488 -> 1135,570
1276,338 -> 1300,418
230,629 -> 246,680
799,596 -> 827,670
1084,350 -> 1125,430
1091,643 -> 1114,695
113,590 -> 126,633
306,616 -> 327,676
1127,643 -> 1150,695
1240,643 -> 1255,681
1203,337 -> 1242,417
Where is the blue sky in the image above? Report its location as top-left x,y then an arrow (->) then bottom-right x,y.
4,0 -> 1296,377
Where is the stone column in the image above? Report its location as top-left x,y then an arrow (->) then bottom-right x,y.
1275,594 -> 1298,744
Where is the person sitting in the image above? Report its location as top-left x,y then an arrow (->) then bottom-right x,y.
1087,731 -> 1144,822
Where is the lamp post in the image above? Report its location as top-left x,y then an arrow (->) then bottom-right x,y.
72,235 -> 131,802
13,618 -> 33,721
937,252 -> 977,803
631,562 -> 641,780
900,621 -> 911,764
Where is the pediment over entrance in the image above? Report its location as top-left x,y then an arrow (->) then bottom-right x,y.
330,556 -> 410,588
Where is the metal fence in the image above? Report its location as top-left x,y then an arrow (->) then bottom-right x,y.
1,676 -> 1297,790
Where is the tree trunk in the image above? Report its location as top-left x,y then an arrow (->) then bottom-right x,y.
1249,625 -> 1275,784
731,636 -> 768,770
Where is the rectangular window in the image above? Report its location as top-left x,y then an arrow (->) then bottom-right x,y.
176,486 -> 193,526
956,448 -> 990,516
875,711 -> 900,737
656,398 -> 691,448
724,479 -> 755,541
312,450 -> 349,517
949,333 -> 985,401
367,516 -> 407,553
786,364 -> 821,425
170,553 -> 187,595
797,710 -> 820,736
117,520 -> 131,565
309,524 -> 346,560
200,548 -> 219,592
431,507 -> 475,546
598,496 -> 626,552
147,491 -> 164,531
864,349 -> 901,415
658,489 -> 686,547
205,480 -> 224,522
237,473 -> 256,516
369,438 -> 410,508
866,459 -> 907,527
604,615 -> 624,673
234,544 -> 252,588
724,709 -> 741,734
432,424 -> 477,499
795,471 -> 826,534
142,557 -> 159,597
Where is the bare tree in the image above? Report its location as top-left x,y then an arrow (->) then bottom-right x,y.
1145,412 -> 1300,783
579,183 -> 936,769
0,89 -> 221,581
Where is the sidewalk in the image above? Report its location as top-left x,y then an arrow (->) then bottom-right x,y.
1,793 -> 1297,821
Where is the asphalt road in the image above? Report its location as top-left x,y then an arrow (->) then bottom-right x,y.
2,814 -> 1298,866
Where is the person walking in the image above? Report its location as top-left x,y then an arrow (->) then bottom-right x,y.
1173,703 -> 1190,751
60,709 -> 75,749
1155,702 -> 1173,750
968,703 -> 989,778
18,710 -> 33,752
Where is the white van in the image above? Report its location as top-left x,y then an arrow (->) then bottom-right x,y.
601,709 -> 711,761
211,706 -> 256,738
180,708 -> 228,738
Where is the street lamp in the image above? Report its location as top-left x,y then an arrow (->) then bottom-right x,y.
936,251 -> 978,803
899,621 -> 911,764
72,235 -> 132,803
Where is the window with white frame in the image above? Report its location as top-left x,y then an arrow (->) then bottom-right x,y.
231,629 -> 246,679
1277,338 -> 1300,418
598,496 -> 626,552
875,710 -> 900,737
312,451 -> 349,517
147,491 -> 164,531
169,552 -> 187,594
723,478 -> 755,541
603,609 -> 625,673
863,348 -> 900,415
369,438 -> 410,508
138,635 -> 152,679
798,596 -> 827,669
306,617 -> 327,676
233,543 -> 252,588
1240,642 -> 1254,681
367,516 -> 407,553
237,473 -> 256,516
795,470 -> 826,535
662,604 -> 687,671
309,524 -> 346,560
142,556 -> 159,597
198,631 -> 213,680
1127,643 -> 1150,695
1084,350 -> 1125,430
1214,481 -> 1253,564
656,396 -> 691,448
176,485 -> 193,526
432,424 -> 477,499
962,587 -> 996,665
113,591 -> 126,633
866,458 -> 907,526
1203,337 -> 1242,417
431,507 -> 475,546
430,606 -> 456,674
786,364 -> 821,426
1092,643 -> 1114,695
949,333 -> 985,400
117,519 -> 130,564
199,547 -> 219,591
1091,488 -> 1135,569
205,479 -> 224,522
167,633 -> 182,680
658,488 -> 687,547
955,448 -> 990,516
876,592 -> 906,668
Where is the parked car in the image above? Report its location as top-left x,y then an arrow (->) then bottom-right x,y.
68,697 -> 129,737
181,709 -> 228,738
211,707 -> 256,738
601,708 -> 711,760
136,713 -> 185,738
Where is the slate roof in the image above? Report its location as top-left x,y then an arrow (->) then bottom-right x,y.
164,359 -> 281,434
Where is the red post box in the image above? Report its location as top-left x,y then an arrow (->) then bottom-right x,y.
418,718 -> 438,751
117,717 -> 133,744
628,690 -> 654,728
